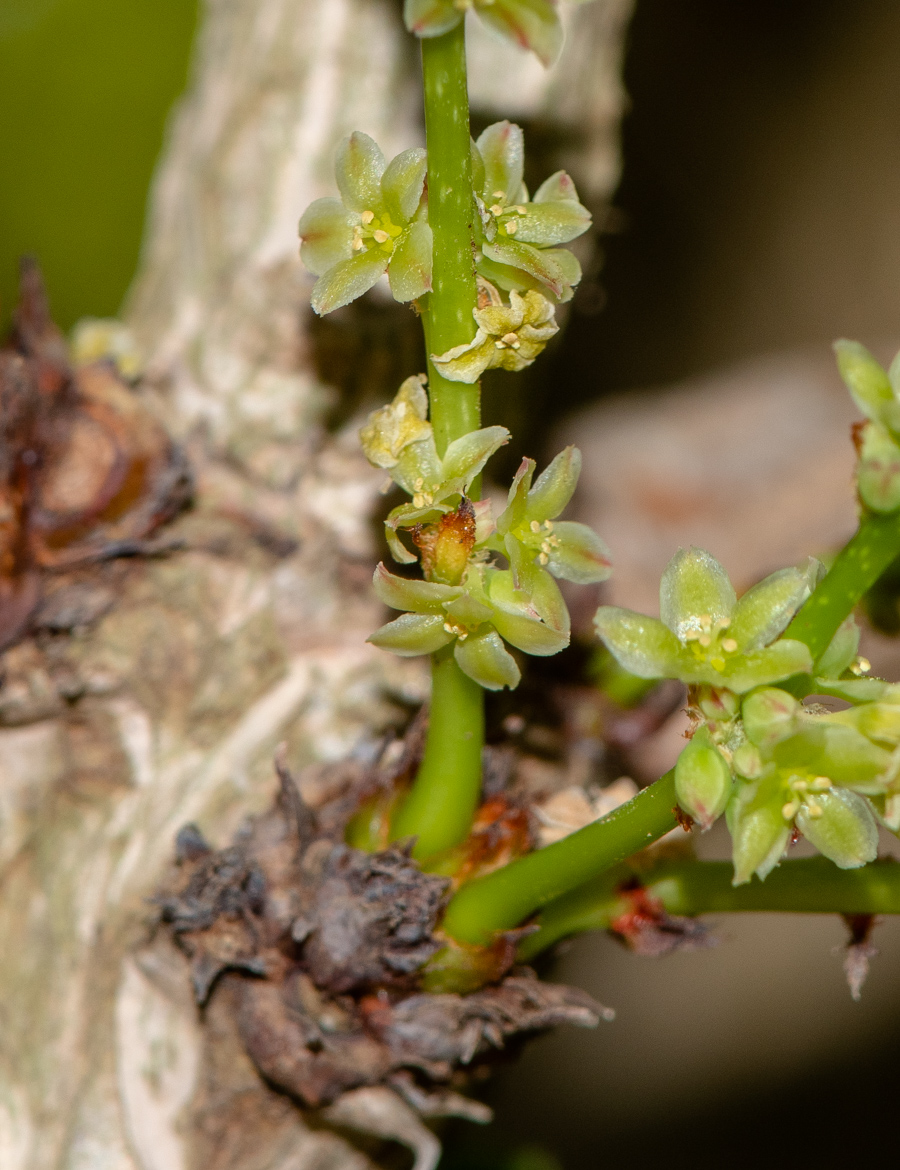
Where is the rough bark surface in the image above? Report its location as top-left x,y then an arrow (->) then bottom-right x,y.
0,2 -> 632,1168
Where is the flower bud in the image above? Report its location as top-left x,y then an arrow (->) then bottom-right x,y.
728,779 -> 790,885
675,727 -> 733,830
741,687 -> 799,751
796,788 -> 878,869
856,421 -> 900,514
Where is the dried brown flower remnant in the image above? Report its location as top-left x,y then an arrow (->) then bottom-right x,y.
0,259 -> 191,649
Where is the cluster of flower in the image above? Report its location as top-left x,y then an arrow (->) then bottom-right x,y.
405,0 -> 567,68
359,376 -> 611,690
837,340 -> 900,513
297,121 -> 590,380
596,546 -> 900,883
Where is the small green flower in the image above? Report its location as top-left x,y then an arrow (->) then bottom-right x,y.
492,445 -> 612,585
404,0 -> 564,67
675,725 -> 733,830
298,132 -> 432,315
359,376 -> 509,564
367,562 -> 569,690
472,122 -> 590,303
594,548 -> 814,693
431,285 -> 559,383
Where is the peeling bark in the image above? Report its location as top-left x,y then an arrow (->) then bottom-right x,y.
0,2 -> 632,1167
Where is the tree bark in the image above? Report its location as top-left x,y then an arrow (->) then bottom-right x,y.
0,2 -> 632,1168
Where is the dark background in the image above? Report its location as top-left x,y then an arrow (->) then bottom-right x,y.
4,2 -> 900,1167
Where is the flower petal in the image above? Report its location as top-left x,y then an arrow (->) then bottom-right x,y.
298,197 -> 355,276
729,564 -> 813,652
834,339 -> 895,424
527,445 -> 580,521
721,639 -> 813,693
367,612 -> 454,656
512,201 -> 591,247
796,789 -> 878,869
373,563 -> 463,613
476,121 -> 524,203
359,374 -> 431,469
431,332 -> 494,383
482,238 -> 569,299
660,547 -> 736,639
497,457 -> 536,536
815,616 -> 860,680
335,132 -> 386,214
311,249 -> 388,315
404,0 -> 461,37
728,780 -> 790,885
533,170 -> 582,204
440,426 -> 510,490
545,521 -> 612,584
381,147 -> 427,223
476,0 -> 564,67
454,628 -> 521,690
388,221 -> 433,302
593,607 -> 683,678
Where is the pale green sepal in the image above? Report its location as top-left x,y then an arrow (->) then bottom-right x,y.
311,249 -> 388,315
404,0 -> 460,36
660,547 -> 736,638
388,222 -> 433,302
721,640 -> 813,693
476,121 -> 524,202
443,593 -> 494,627
796,789 -> 878,869
545,521 -> 612,584
534,170 -> 581,204
298,198 -> 355,276
372,564 -> 462,613
513,201 -> 591,247
741,687 -> 800,751
481,238 -> 570,300
728,780 -> 790,885
526,445 -> 580,521
454,629 -> 521,691
594,607 -> 683,679
675,726 -> 733,830
828,702 -> 900,749
834,339 -> 894,423
496,457 -> 536,535
857,421 -> 900,513
367,613 -> 453,656
514,560 -> 570,636
335,132 -> 385,214
815,616 -> 860,680
381,147 -> 427,223
812,676 -> 889,704
441,427 -> 510,490
477,0 -> 564,67
728,564 -> 813,652
385,524 -> 418,565
490,608 -> 569,656
773,723 -> 891,792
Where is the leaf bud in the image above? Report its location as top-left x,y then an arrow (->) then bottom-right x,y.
675,727 -> 733,830
741,687 -> 800,751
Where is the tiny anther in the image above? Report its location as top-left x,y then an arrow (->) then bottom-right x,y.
543,520 -> 554,530
721,638 -> 738,653
793,779 -> 808,792
501,332 -> 520,348
538,552 -> 549,565
489,203 -> 504,216
492,190 -> 506,200
812,776 -> 833,790
698,634 -> 712,648
515,205 -> 527,215
373,229 -> 390,244
782,801 -> 799,820
530,520 -> 541,533
361,210 -> 375,224
495,340 -> 507,350
806,801 -> 824,818
504,219 -> 519,235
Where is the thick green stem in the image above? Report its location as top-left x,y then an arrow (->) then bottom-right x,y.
420,23 -> 480,457
392,24 -> 484,859
518,856 -> 900,961
787,511 -> 900,659
441,771 -> 679,945
393,644 -> 485,858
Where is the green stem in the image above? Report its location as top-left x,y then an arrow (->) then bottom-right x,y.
420,23 -> 480,457
393,643 -> 485,858
518,856 -> 900,961
392,24 -> 484,859
441,771 -> 679,945
787,511 -> 900,659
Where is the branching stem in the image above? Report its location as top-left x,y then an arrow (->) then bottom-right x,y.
518,856 -> 900,960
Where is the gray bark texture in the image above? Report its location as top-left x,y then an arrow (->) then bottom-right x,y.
0,2 -> 632,1167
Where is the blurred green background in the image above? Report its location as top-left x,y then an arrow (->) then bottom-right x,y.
0,0 -> 198,335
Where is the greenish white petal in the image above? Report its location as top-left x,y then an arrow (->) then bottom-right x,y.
311,248 -> 388,315
298,198 -> 355,276
729,565 -> 813,652
660,547 -> 736,639
388,221 -> 433,302
367,612 -> 453,656
454,628 -> 521,691
594,607 -> 683,679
